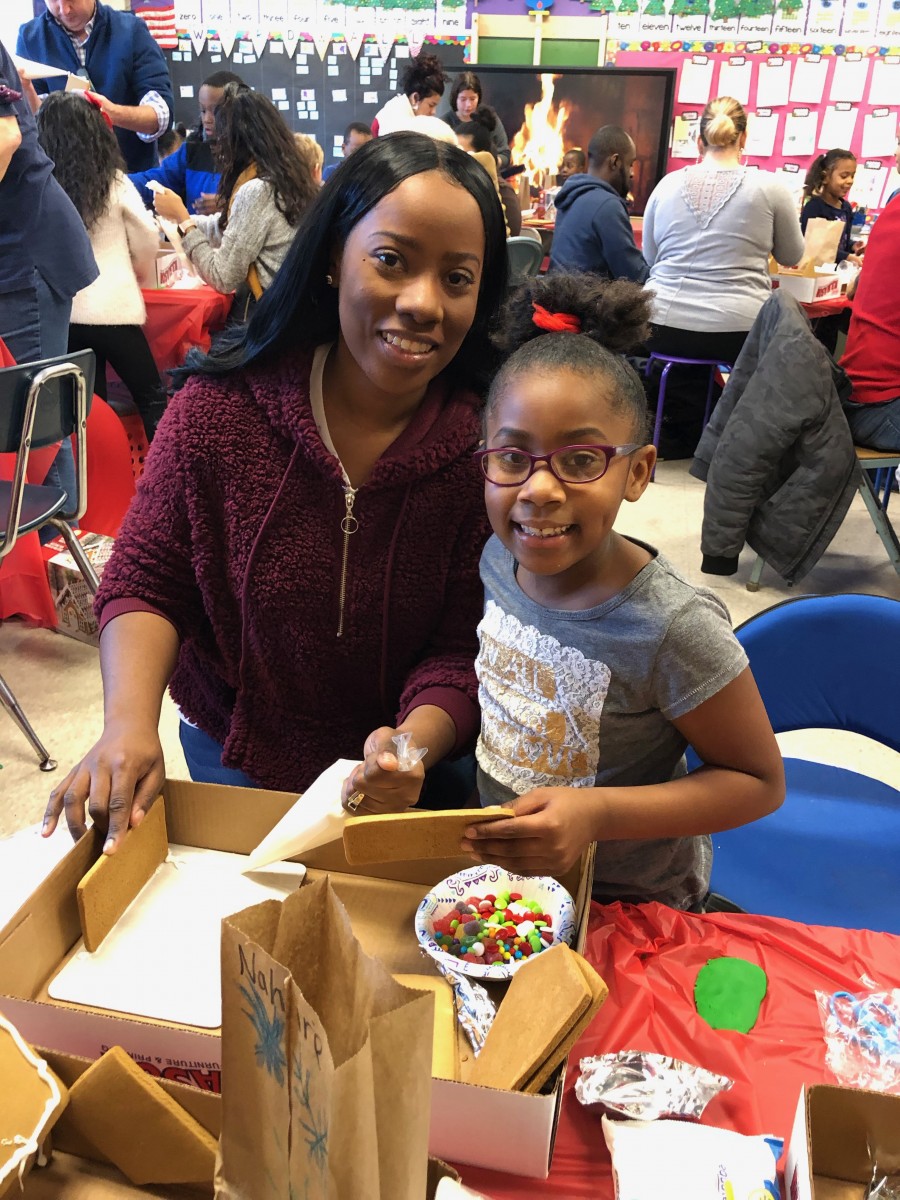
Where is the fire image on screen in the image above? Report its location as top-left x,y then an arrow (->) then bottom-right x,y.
448,67 -> 676,216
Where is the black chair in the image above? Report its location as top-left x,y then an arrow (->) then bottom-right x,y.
0,351 -> 97,771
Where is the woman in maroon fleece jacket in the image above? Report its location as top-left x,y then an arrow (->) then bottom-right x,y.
44,133 -> 509,852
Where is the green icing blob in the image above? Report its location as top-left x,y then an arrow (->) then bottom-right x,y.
694,956 -> 768,1034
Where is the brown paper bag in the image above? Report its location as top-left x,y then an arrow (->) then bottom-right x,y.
802,216 -> 843,266
216,877 -> 434,1200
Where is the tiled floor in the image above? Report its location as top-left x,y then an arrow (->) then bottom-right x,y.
2,458 -> 899,840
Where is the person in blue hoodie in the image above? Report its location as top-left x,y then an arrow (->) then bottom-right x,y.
549,125 -> 648,284
130,71 -> 244,216
17,0 -> 173,174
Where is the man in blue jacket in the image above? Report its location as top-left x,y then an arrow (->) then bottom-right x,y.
0,38 -> 97,517
549,125 -> 649,283
17,0 -> 173,173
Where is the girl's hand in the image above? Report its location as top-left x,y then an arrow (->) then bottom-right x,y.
846,253 -> 863,267
341,726 -> 425,815
153,187 -> 190,224
42,720 -> 166,854
460,788 -> 598,876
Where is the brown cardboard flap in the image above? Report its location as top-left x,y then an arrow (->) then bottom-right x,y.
0,831 -> 98,998
64,1047 -> 217,1186
20,1151 -> 209,1198
76,801 -> 169,953
810,1085 -> 900,1183
343,808 -> 514,865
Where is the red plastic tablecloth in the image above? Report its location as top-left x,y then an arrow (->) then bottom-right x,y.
142,285 -> 232,374
0,336 -> 136,626
456,901 -> 900,1199
801,295 -> 853,320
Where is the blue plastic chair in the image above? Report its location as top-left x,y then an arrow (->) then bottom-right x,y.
708,593 -> 900,933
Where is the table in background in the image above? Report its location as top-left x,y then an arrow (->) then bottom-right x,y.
142,285 -> 232,375
801,295 -> 853,322
459,901 -> 900,1199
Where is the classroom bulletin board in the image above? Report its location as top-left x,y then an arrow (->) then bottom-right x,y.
608,46 -> 900,209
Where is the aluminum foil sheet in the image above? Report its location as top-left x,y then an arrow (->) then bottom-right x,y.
575,1052 -> 733,1120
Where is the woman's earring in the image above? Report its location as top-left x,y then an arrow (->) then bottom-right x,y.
325,273 -> 334,286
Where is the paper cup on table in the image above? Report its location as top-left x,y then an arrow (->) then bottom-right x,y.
243,757 -> 361,873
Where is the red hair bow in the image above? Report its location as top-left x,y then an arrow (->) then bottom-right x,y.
532,303 -> 581,334
84,91 -> 113,130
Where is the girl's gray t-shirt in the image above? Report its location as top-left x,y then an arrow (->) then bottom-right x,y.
475,535 -> 748,910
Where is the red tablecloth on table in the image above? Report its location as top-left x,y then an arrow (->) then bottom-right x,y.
0,336 -> 136,626
801,295 -> 853,320
142,285 -> 232,373
457,901 -> 900,1199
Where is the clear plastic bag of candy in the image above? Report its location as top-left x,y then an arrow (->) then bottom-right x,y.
816,980 -> 900,1094
575,1052 -> 732,1121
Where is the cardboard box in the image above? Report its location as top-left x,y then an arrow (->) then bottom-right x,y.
773,266 -> 841,304
44,532 -> 114,646
154,249 -> 183,289
785,1084 -> 900,1200
0,781 -> 595,1180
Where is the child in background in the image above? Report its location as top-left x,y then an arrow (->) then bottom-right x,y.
462,273 -> 784,911
558,147 -> 587,182
801,149 -> 861,266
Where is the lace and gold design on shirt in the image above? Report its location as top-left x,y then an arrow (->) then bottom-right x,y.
475,601 -> 610,795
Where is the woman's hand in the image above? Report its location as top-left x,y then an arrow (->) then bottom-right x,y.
42,720 -> 166,854
341,726 -> 426,815
460,789 -> 599,876
846,253 -> 863,267
153,187 -> 190,225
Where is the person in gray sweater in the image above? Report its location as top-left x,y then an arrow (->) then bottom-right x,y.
642,96 -> 804,366
154,84 -> 318,314
549,125 -> 649,284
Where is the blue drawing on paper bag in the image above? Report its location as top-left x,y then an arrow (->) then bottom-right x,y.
293,1049 -> 329,1172
240,980 -> 287,1086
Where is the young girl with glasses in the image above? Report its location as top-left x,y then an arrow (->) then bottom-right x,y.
462,272 -> 784,911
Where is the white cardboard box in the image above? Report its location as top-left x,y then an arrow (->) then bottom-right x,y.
0,781 -> 595,1180
45,532 -> 114,645
785,1083 -> 900,1200
154,249 -> 183,289
774,269 -> 841,304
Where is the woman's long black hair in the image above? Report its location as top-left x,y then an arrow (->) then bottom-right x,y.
182,132 -> 509,395
214,84 -> 319,230
35,92 -> 123,231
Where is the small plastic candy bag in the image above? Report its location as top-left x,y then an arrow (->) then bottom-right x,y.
392,732 -> 428,771
816,983 -> 900,1094
601,1117 -> 782,1200
576,1052 -> 732,1121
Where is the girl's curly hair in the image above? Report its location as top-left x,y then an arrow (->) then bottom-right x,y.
35,91 -> 123,231
488,272 -> 652,440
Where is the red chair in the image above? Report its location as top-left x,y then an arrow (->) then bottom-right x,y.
0,352 -> 97,770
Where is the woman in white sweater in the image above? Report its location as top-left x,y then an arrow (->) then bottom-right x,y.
36,93 -> 167,442
642,96 -> 805,366
153,85 -> 318,319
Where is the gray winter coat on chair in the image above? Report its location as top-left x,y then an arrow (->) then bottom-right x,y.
690,290 -> 857,584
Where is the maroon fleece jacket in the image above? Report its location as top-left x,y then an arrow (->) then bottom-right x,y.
95,346 -> 491,792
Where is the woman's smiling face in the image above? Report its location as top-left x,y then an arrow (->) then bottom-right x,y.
329,171 -> 485,407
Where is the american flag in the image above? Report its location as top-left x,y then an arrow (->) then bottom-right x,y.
134,3 -> 177,49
